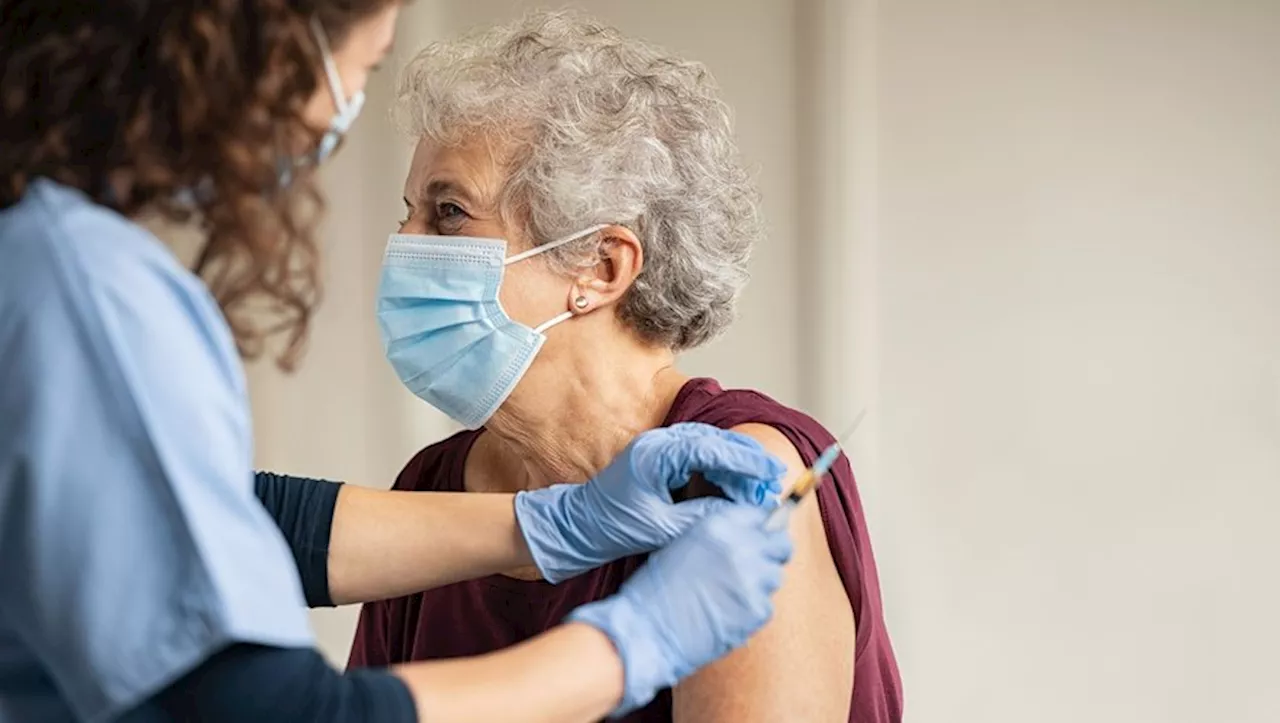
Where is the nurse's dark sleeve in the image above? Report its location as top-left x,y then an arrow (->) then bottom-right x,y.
254,472 -> 342,608
153,644 -> 417,723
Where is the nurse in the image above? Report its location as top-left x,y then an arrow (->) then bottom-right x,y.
0,3 -> 793,723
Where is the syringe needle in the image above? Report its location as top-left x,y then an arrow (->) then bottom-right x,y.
834,408 -> 868,447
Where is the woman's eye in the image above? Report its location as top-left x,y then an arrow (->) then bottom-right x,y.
437,202 -> 466,220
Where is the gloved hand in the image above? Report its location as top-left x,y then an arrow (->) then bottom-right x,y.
514,422 -> 786,583
567,504 -> 793,716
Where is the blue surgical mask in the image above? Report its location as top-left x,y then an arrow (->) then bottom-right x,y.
376,225 -> 607,429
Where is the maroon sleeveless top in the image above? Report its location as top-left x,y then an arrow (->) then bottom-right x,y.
348,378 -> 902,722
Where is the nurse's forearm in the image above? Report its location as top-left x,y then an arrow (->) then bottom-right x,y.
393,622 -> 623,723
254,472 -> 535,606
328,485 -> 534,605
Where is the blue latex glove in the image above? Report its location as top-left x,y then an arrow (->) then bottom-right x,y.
567,504 -> 793,716
514,422 -> 786,583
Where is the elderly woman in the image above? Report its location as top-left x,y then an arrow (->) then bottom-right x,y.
352,11 -> 901,723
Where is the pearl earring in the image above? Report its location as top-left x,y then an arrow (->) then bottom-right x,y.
573,295 -> 589,310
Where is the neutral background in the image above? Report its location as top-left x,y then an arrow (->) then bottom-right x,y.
246,1 -> 1280,721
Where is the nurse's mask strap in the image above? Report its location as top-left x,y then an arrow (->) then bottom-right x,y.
309,17 -> 350,116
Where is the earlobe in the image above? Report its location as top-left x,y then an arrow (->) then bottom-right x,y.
567,283 -> 600,315
566,225 -> 642,314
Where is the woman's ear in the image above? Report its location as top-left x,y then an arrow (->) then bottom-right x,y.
568,224 -> 643,315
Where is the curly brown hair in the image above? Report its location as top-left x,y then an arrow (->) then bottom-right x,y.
0,0 -> 399,369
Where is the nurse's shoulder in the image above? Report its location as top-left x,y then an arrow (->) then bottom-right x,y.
0,179 -> 311,723
0,178 -> 242,391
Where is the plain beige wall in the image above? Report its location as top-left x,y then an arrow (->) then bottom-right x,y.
873,2 -> 1279,722
248,1 -> 1280,720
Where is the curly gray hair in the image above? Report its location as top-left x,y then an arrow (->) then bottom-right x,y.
394,10 -> 762,350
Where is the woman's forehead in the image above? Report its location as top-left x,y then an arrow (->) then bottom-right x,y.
405,136 -> 507,203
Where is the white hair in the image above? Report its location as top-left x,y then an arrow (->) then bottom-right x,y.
394,10 -> 762,350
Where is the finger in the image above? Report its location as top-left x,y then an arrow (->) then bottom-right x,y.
646,425 -> 787,502
656,422 -> 742,452
669,432 -> 786,491
703,469 -> 783,507
760,566 -> 784,596
663,421 -> 724,436
750,599 -> 777,631
699,428 -> 788,478
760,529 -> 795,564
668,424 -> 780,469
628,423 -> 737,487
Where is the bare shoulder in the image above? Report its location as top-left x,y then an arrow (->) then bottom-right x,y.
671,422 -> 856,722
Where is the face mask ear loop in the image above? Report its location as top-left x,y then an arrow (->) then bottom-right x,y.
310,17 -> 349,115
533,311 -> 575,334
504,224 -> 610,265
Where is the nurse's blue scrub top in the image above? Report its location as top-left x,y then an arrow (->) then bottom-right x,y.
0,180 -> 313,722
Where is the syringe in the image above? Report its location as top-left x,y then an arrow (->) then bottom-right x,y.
764,409 -> 866,531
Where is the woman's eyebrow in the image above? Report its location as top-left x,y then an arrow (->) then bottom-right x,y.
422,179 -> 476,204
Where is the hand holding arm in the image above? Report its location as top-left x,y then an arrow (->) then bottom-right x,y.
514,422 -> 786,583
258,422 -> 785,605
149,506 -> 792,723
394,504 -> 794,721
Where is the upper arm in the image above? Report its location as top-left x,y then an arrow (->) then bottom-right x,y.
672,423 -> 855,722
0,236 -> 311,721
255,471 -> 344,608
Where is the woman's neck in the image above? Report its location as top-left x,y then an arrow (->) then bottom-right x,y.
475,341 -> 689,492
